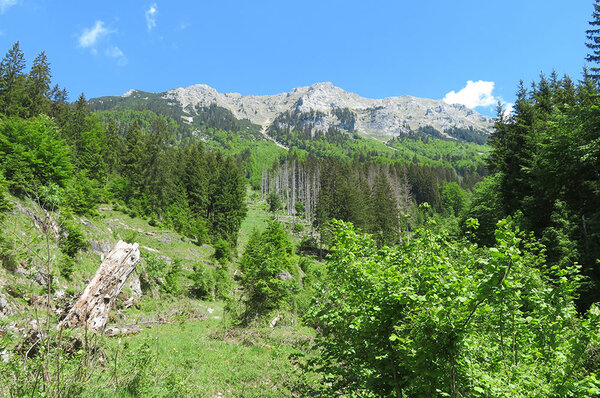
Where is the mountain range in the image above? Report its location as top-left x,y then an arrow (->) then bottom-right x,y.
90,82 -> 494,143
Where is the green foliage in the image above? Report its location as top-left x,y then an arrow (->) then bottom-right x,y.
0,115 -> 73,195
294,201 -> 305,218
213,265 -> 233,300
0,170 -> 12,214
239,222 -> 298,323
304,219 -> 600,397
122,341 -> 157,397
58,254 -> 76,280
266,192 -> 281,213
161,260 -> 182,296
463,173 -> 506,246
442,181 -> 468,216
0,233 -> 19,271
59,217 -> 88,258
486,72 -> 600,303
212,238 -> 231,265
586,0 -> 600,80
369,173 -> 399,247
37,183 -> 64,210
0,42 -> 28,117
190,262 -> 216,299
64,172 -> 101,215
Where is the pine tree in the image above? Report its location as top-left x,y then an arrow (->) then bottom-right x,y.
586,0 -> 600,80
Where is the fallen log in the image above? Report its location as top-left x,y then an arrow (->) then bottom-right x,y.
59,240 -> 140,331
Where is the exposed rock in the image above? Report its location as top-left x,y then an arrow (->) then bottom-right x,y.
157,234 -> 173,245
80,218 -> 101,233
158,255 -> 172,264
33,269 -> 49,286
0,292 -> 11,316
90,240 -> 114,255
105,325 -> 141,337
52,289 -> 65,301
276,272 -> 293,281
160,82 -> 493,139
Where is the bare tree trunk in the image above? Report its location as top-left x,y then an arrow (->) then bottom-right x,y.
59,241 -> 140,331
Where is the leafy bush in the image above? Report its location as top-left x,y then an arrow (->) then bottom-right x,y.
303,219 -> 600,397
239,222 -> 298,323
161,260 -> 182,296
212,238 -> 231,265
0,115 -> 73,195
37,183 -> 64,210
64,172 -> 100,215
59,218 -> 88,258
213,265 -> 233,300
266,193 -> 281,213
0,234 -> 19,272
190,262 -> 216,299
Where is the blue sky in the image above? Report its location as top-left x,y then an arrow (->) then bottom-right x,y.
0,0 -> 593,116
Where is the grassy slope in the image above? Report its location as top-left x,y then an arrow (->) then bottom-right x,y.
0,191 -> 315,397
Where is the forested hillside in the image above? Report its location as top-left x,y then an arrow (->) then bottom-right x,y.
1,1 -> 600,395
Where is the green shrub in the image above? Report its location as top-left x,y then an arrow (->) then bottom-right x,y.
304,219 -> 600,397
59,218 -> 88,258
239,222 -> 298,323
190,262 -> 216,299
64,172 -> 100,215
0,234 -> 19,271
58,254 -> 76,280
37,183 -> 64,210
213,265 -> 233,300
212,238 -> 231,265
161,260 -> 182,296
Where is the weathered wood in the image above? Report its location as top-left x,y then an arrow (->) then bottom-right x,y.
59,240 -> 140,331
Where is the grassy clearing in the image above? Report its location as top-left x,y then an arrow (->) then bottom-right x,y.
1,192 -> 320,397
86,302 -> 314,397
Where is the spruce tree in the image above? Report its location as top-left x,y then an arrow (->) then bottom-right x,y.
0,42 -> 27,116
27,51 -> 52,117
586,0 -> 600,80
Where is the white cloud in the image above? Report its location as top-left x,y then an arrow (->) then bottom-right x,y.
443,80 -> 498,109
105,46 -> 127,66
501,102 -> 514,117
145,3 -> 158,31
78,21 -> 113,48
0,0 -> 19,14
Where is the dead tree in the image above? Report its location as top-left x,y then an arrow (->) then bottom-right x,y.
59,240 -> 140,331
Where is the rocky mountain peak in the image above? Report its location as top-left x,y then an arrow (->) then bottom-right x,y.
114,82 -> 494,141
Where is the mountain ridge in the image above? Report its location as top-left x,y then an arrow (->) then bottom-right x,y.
93,82 -> 494,143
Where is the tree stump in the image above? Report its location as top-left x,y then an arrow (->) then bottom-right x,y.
59,240 -> 140,331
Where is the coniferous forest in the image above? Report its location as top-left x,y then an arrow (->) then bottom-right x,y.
0,2 -> 600,397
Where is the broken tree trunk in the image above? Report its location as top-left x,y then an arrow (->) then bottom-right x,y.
59,240 -> 140,331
